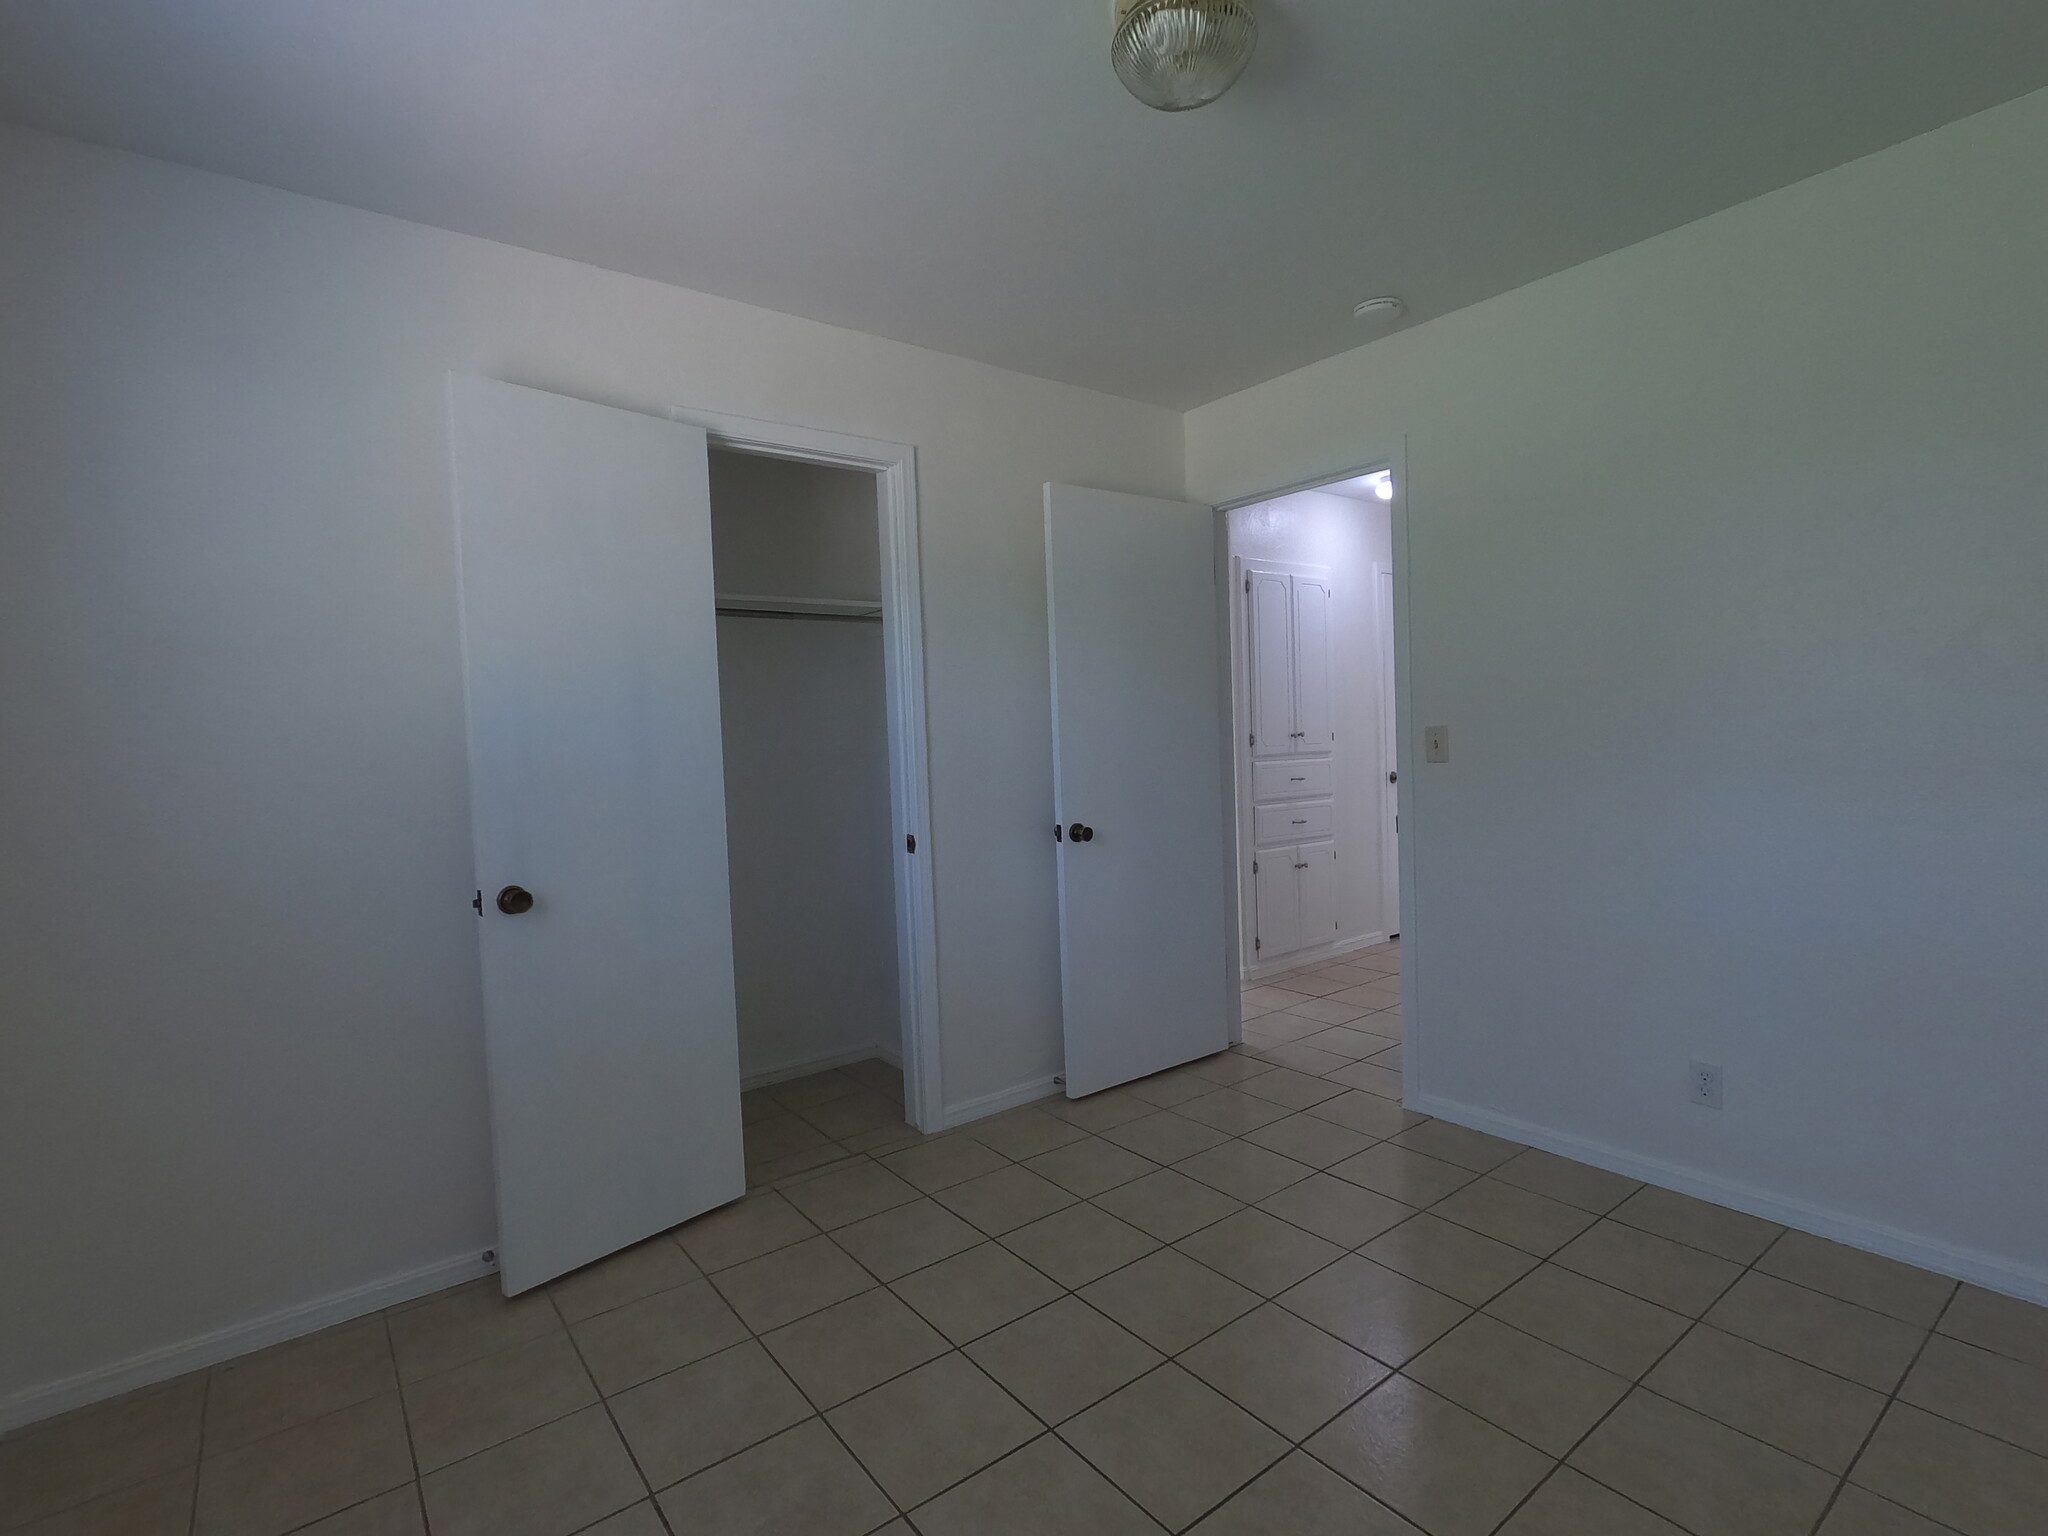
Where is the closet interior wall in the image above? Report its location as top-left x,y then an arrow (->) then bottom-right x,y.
708,449 -> 899,1084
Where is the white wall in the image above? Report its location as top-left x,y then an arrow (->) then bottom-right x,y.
1188,89 -> 2048,1297
0,125 -> 1181,1415
708,452 -> 899,1083
1229,490 -> 1395,963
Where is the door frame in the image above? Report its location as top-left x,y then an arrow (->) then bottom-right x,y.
669,407 -> 944,1134
1213,439 -> 1419,1103
1373,562 -> 1400,938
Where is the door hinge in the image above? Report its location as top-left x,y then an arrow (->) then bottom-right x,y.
1244,576 -> 1251,592
1254,936 -> 1261,951
906,833 -> 916,853
1249,733 -> 1256,747
471,890 -> 483,916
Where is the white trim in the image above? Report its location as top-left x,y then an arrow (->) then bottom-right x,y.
1241,930 -> 1391,982
1415,1093 -> 2048,1307
942,1075 -> 1061,1129
742,1043 -> 902,1092
669,407 -> 945,1135
1213,515 -> 1246,1049
1382,442 -> 1420,1108
1371,560 -> 1401,940
0,1250 -> 496,1435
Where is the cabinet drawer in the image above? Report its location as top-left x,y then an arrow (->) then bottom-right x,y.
1255,800 -> 1333,845
1252,759 -> 1334,802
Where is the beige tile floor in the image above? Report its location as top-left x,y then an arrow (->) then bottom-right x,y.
8,939 -> 2048,1535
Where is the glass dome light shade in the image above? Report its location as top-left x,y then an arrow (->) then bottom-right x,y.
1111,0 -> 1258,112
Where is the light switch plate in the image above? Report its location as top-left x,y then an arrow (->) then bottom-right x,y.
1424,725 -> 1450,764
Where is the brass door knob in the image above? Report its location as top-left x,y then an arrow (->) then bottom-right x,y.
496,885 -> 535,915
1067,823 -> 1095,843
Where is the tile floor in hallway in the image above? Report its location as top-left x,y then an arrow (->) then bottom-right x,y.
8,938 -> 2048,1536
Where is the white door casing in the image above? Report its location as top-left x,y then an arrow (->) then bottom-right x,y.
1045,484 -> 1235,1097
1376,563 -> 1401,935
450,376 -> 745,1294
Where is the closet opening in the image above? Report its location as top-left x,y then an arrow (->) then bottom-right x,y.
707,447 -> 912,1181
1226,469 -> 1404,1052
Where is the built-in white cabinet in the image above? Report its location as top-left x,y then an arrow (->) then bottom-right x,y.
1245,563 -> 1340,960
1254,839 -> 1337,960
1249,571 -> 1334,758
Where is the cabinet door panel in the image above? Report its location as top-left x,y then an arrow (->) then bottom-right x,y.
1248,570 -> 1295,758
1254,845 -> 1302,959
1292,576 -> 1334,753
1297,839 -> 1339,945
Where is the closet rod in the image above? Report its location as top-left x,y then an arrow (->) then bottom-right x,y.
715,605 -> 882,624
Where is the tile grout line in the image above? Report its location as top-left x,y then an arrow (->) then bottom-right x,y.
380,1308 -> 430,1536
239,1065 -> 1965,1530
740,1056 -> 1755,1529
716,1080 -> 1392,1527
1068,1042 -> 1867,1534
699,1162 -> 980,1528
543,1278 -> 669,1534
1463,1227 -> 1791,1536
27,1018 -> 2040,1536
1802,1278 -> 1962,1536
225,1144 -> 1987,1536
186,1361 -> 210,1536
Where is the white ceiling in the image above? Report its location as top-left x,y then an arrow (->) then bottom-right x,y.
2,2 -> 2044,408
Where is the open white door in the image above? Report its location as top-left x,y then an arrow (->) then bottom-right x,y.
450,376 -> 744,1294
1045,485 -> 1235,1097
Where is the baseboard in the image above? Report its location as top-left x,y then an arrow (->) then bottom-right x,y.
942,1074 -> 1061,1129
1243,930 -> 1390,983
742,1041 -> 902,1092
0,1249 -> 497,1436
1412,1092 -> 2048,1307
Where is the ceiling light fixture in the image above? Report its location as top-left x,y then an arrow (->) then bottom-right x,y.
1111,0 -> 1258,112
1353,296 -> 1405,323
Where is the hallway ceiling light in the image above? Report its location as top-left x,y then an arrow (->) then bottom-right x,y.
1112,0 -> 1258,112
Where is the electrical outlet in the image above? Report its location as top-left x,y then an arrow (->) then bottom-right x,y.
1688,1060 -> 1723,1110
1424,724 -> 1450,763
